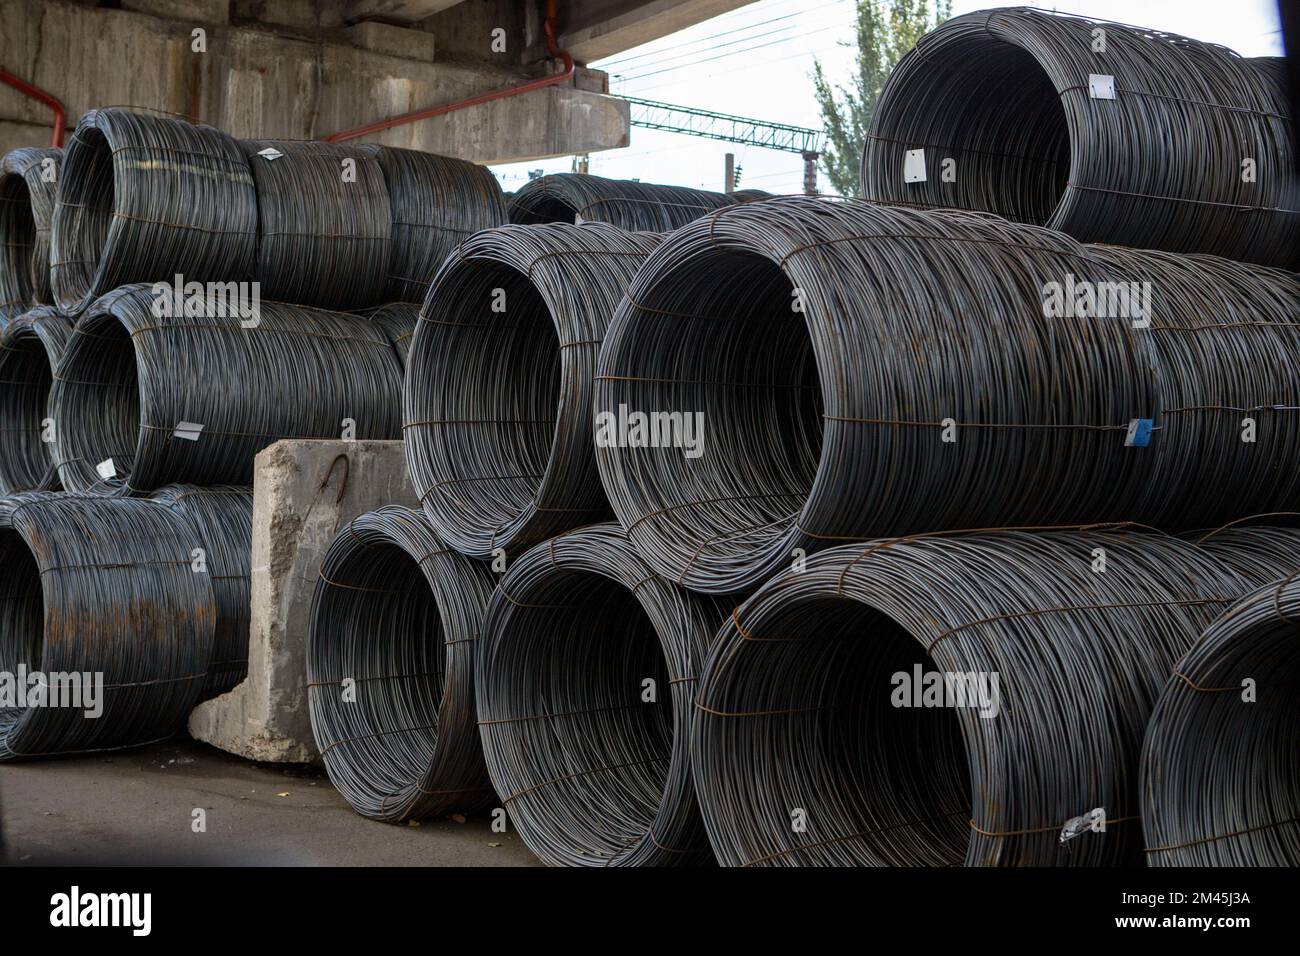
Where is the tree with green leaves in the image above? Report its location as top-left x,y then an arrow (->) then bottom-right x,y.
813,0 -> 951,197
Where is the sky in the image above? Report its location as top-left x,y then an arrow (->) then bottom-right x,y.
490,0 -> 1287,196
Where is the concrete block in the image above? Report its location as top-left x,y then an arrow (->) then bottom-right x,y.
123,0 -> 231,26
344,0 -> 465,27
344,21 -> 437,61
232,0 -> 343,31
188,439 -> 417,763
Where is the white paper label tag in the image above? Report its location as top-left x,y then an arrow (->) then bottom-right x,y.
96,458 -> 117,480
1088,74 -> 1116,99
173,421 -> 205,441
257,147 -> 284,161
903,148 -> 927,183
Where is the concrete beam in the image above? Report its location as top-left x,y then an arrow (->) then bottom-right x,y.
0,0 -> 628,164
188,439 -> 418,764
123,0 -> 231,26
344,0 -> 465,24
333,86 -> 631,165
559,0 -> 760,64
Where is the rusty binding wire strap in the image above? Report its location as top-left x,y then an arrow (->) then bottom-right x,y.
360,145 -> 507,304
508,172 -> 750,231
306,505 -> 497,823
477,523 -> 728,866
860,8 -> 1300,268
0,306 -> 74,494
148,485 -> 253,701
241,139 -> 392,310
49,283 -> 405,494
0,491 -> 216,761
0,147 -> 62,318
404,223 -> 661,560
690,525 -> 1300,867
595,196 -> 1300,594
1141,568 -> 1300,865
50,108 -> 257,316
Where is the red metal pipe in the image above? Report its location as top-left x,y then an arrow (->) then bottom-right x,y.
326,0 -> 574,144
0,66 -> 66,148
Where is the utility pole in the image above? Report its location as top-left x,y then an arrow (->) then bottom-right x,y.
802,150 -> 819,196
724,152 -> 735,193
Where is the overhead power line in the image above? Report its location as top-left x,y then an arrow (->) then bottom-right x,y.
597,0 -> 850,71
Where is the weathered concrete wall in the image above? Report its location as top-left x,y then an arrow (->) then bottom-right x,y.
0,0 -> 628,163
188,439 -> 417,763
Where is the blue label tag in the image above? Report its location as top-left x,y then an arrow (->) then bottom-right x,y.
1124,418 -> 1153,447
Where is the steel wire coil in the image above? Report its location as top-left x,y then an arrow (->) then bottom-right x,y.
860,8 -> 1300,268
1141,572 -> 1300,866
360,302 -> 419,369
508,172 -> 745,231
477,523 -> 729,866
0,307 -> 73,494
360,145 -> 507,303
306,505 -> 496,823
49,283 -> 404,494
148,485 -> 253,700
0,147 -> 62,318
690,525 -> 1300,866
405,223 -> 661,559
0,491 -> 214,760
1192,519 -> 1300,579
241,139 -> 391,309
594,195 -> 1300,594
50,109 -> 257,315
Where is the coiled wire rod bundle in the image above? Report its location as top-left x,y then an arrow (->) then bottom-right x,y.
307,505 -> 496,823
0,492 -> 214,760
691,525 -> 1300,866
0,307 -> 73,494
0,147 -> 62,318
51,109 -> 257,315
1141,571 -> 1300,866
49,283 -> 404,493
508,172 -> 745,231
595,196 -> 1300,594
1087,245 -> 1300,523
405,223 -> 661,559
149,485 -> 253,700
860,8 -> 1299,267
360,302 -> 419,369
1193,519 -> 1300,580
361,145 -> 507,303
478,523 -> 728,866
241,140 -> 392,309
